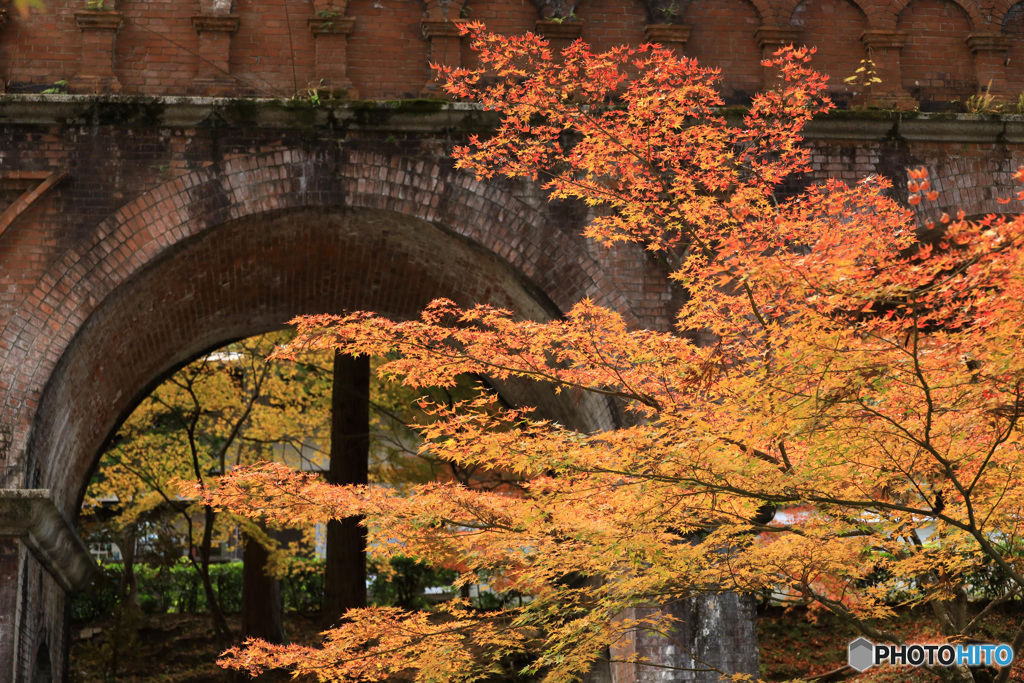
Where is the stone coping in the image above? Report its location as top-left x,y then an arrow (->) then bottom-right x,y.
0,490 -> 96,592
0,94 -> 1022,142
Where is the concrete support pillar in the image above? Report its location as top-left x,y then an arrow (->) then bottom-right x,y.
755,27 -> 803,89
0,490 -> 95,682
859,31 -> 916,109
966,33 -> 1012,99
69,9 -> 123,94
643,24 -> 691,54
420,19 -> 466,97
309,14 -> 356,97
189,14 -> 240,95
611,593 -> 759,682
0,537 -> 20,682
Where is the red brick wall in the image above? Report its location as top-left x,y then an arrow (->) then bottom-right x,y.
112,0 -> 201,95
1005,1 -> 1024,95
581,0 -> 647,53
347,0 -> 429,99
790,0 -> 869,102
684,0 -> 765,103
898,0 -> 975,106
2,0 -> 1024,105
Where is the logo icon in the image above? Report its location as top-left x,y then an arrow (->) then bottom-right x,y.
849,637 -> 874,672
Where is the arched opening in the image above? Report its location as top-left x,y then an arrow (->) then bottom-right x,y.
32,205 -> 617,517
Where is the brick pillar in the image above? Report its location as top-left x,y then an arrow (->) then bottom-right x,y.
420,19 -> 466,97
966,33 -> 1012,99
643,24 -> 691,54
69,9 -> 123,94
308,14 -> 356,97
859,30 -> 916,109
0,538 -> 21,683
755,27 -> 803,89
189,14 -> 240,95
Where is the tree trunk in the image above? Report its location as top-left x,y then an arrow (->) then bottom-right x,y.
118,522 -> 138,608
198,505 -> 233,640
323,352 -> 370,628
242,527 -> 284,643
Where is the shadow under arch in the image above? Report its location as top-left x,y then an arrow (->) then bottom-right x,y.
3,147 -> 649,516
36,205 -> 622,519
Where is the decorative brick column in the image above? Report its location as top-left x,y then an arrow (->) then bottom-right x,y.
309,14 -> 356,97
420,19 -> 466,97
859,30 -> 916,109
643,24 -> 691,53
69,9 -> 124,94
755,26 -> 802,89
190,13 -> 240,95
966,33 -> 1012,99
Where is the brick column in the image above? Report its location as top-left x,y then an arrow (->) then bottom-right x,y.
308,14 -> 356,97
420,19 -> 466,97
189,14 -> 240,95
69,9 -> 123,94
966,33 -> 1012,99
643,24 -> 691,54
755,27 -> 803,89
859,30 -> 916,109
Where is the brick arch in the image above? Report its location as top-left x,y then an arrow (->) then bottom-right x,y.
994,0 -> 1023,24
423,0 -> 469,19
783,0 -> 881,29
1,147 -> 651,514
889,0 -> 986,30
739,0 -> 771,23
908,155 -> 1024,225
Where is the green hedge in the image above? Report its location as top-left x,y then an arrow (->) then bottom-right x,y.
72,558 -> 325,622
72,556 -> 459,623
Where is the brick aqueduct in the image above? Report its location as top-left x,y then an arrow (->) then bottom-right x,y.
0,0 -> 1022,679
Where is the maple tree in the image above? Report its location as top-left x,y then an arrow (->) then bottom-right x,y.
85,333 -> 469,639
198,23 -> 1024,683
84,331 -> 336,642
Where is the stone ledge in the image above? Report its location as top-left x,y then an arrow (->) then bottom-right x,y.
0,95 -> 1022,143
0,489 -> 95,591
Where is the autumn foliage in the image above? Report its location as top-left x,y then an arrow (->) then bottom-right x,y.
197,23 -> 1024,683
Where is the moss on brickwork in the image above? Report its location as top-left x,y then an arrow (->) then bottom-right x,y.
221,98 -> 261,126
347,98 -> 448,126
90,99 -> 168,127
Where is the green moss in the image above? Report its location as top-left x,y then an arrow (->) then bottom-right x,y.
93,98 -> 167,126
221,98 -> 260,125
347,98 -> 449,125
819,108 -> 909,121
